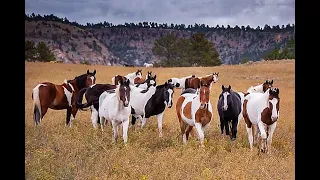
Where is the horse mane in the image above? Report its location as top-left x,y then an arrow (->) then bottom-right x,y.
67,73 -> 88,89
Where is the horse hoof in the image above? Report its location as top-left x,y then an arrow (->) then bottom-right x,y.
231,137 -> 236,141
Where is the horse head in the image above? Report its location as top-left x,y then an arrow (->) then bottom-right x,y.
146,71 -> 152,79
146,74 -> 157,88
212,72 -> 219,83
135,69 -> 143,79
220,85 -> 231,111
268,87 -> 280,122
163,82 -> 174,108
199,84 -> 210,109
262,79 -> 274,92
117,78 -> 131,107
85,69 -> 96,87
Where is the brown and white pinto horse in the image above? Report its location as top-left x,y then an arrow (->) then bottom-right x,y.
237,80 -> 274,126
176,80 -> 213,147
242,87 -> 280,153
111,69 -> 142,85
32,70 -> 96,126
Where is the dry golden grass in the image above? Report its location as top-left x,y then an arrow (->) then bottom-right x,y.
25,60 -> 295,180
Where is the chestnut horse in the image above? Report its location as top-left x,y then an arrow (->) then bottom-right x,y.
176,79 -> 213,147
184,72 -> 219,91
32,70 -> 96,126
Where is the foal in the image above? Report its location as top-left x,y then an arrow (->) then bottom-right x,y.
99,78 -> 132,144
32,70 -> 96,126
242,87 -> 280,153
176,84 -> 213,147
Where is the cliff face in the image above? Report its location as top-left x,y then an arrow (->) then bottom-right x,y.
25,20 -> 295,65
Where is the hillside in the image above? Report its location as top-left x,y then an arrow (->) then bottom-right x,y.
25,14 -> 295,65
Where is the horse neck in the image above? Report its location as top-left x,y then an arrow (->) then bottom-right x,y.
260,89 -> 271,108
64,79 -> 78,91
115,87 -> 127,111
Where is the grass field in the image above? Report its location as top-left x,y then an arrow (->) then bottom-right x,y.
25,60 -> 295,180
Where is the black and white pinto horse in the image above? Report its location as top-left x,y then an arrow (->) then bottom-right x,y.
75,83 -> 117,128
98,78 -> 132,144
130,82 -> 175,137
217,85 -> 242,140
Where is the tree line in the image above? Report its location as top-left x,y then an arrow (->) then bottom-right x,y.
152,33 -> 221,67
25,41 -> 55,62
263,38 -> 295,60
25,13 -> 295,33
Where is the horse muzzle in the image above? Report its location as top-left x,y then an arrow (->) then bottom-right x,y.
222,105 -> 228,111
123,101 -> 129,107
271,116 -> 278,121
200,103 -> 208,109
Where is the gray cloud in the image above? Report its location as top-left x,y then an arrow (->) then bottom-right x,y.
25,0 -> 295,28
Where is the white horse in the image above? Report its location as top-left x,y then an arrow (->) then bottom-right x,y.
237,80 -> 274,126
144,62 -> 153,67
111,69 -> 143,85
242,87 -> 280,153
167,74 -> 195,89
98,78 -> 132,144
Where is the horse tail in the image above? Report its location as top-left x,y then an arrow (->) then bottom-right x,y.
75,87 -> 90,110
32,84 -> 43,125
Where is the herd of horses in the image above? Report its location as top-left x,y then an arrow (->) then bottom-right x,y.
31,69 -> 280,153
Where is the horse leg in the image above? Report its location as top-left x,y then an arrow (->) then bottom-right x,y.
245,125 -> 254,150
141,116 -> 148,128
231,118 -> 238,141
219,117 -> 224,134
90,106 -> 99,129
257,120 -> 268,153
66,107 -> 72,127
100,116 -> 106,132
266,122 -> 277,154
69,106 -> 78,127
252,124 -> 259,146
195,122 -> 205,148
122,118 -> 130,145
185,125 -> 193,141
224,119 -> 230,136
111,120 -> 118,143
156,112 -> 164,138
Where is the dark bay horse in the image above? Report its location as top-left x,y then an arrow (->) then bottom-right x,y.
32,70 -> 96,126
217,85 -> 242,140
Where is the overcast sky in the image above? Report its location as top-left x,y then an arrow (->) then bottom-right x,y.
25,0 -> 295,28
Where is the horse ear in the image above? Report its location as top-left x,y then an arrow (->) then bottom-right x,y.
154,75 -> 157,79
126,79 -> 130,84
93,70 -> 96,76
270,79 -> 273,84
87,70 -> 89,74
265,80 -> 268,84
222,85 -> 224,90
228,85 -> 231,90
